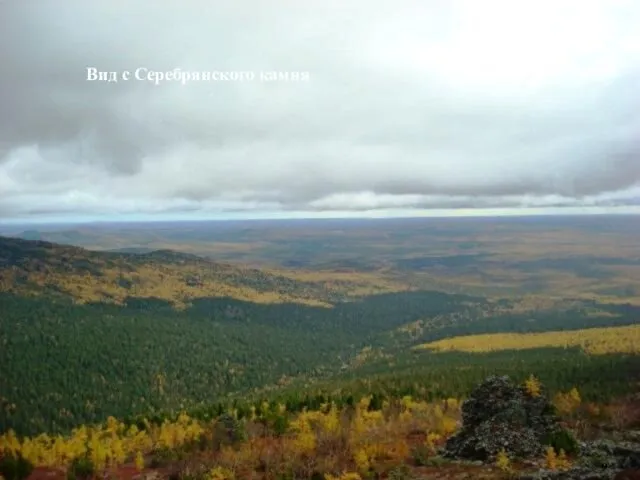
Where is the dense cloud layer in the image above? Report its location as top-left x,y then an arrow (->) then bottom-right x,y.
1,0 -> 639,220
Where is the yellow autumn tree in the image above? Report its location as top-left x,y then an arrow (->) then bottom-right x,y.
545,446 -> 557,470
325,473 -> 362,480
353,448 -> 370,474
554,388 -> 581,416
524,375 -> 541,397
134,451 -> 145,471
496,449 -> 512,473
207,466 -> 235,480
557,449 -> 571,470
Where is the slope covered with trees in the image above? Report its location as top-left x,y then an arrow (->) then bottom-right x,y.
1,236 -> 639,441
0,236 -> 407,308
0,289 -> 482,436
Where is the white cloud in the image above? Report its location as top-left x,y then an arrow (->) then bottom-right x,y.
0,0 -> 639,221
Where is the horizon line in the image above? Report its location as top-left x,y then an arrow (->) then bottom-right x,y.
2,206 -> 640,227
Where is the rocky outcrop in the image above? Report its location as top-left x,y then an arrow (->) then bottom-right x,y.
441,375 -> 640,479
443,375 -> 563,461
518,438 -> 640,479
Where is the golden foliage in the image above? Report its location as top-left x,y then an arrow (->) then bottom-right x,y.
425,432 -> 442,455
352,448 -> 370,474
134,451 -> 145,471
496,448 -> 511,472
415,325 -> 640,355
325,473 -> 362,480
557,449 -> 571,470
0,246 -> 340,308
0,413 -> 201,471
290,410 -> 318,455
8,219 -> 640,305
545,446 -> 572,471
11,391 -> 601,478
207,466 -> 236,480
4,388 -> 619,478
268,268 -> 410,298
553,388 -> 582,416
545,446 -> 557,470
524,375 -> 542,397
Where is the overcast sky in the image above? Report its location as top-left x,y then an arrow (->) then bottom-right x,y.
1,0 -> 639,223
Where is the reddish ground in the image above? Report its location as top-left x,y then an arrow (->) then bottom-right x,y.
26,464 -> 164,480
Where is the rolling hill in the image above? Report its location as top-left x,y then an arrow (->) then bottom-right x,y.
0,235 -> 408,309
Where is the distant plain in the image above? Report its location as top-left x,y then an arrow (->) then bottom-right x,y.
4,215 -> 639,305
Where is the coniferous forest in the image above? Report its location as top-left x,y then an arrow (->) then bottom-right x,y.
2,236 -> 640,437
1,233 -> 639,479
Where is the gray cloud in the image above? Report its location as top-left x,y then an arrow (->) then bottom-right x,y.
1,0 -> 640,220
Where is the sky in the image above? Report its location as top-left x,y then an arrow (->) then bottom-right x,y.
1,0 -> 640,223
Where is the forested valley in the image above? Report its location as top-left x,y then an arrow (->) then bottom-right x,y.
1,235 -> 640,480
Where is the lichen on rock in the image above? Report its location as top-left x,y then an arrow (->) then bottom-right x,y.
443,375 -> 566,461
